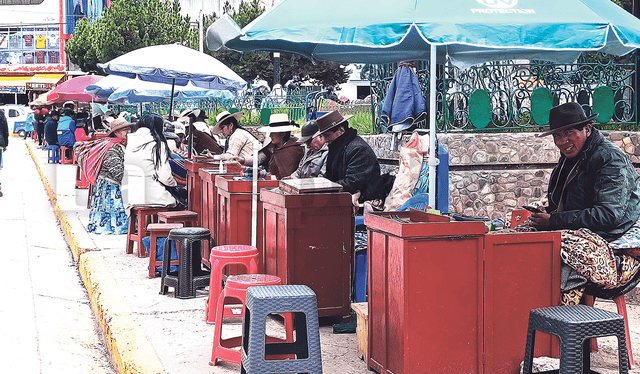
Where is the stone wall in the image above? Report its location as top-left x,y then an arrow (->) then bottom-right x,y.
362,130 -> 640,219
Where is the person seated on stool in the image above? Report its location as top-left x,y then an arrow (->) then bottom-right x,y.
179,109 -> 224,156
57,107 -> 76,148
209,110 -> 258,162
229,113 -> 304,180
283,120 -> 328,179
523,102 -> 640,305
44,109 -> 60,147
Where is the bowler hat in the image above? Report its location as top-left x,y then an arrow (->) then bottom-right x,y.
538,102 -> 598,137
314,110 -> 353,136
297,120 -> 319,143
107,117 -> 134,136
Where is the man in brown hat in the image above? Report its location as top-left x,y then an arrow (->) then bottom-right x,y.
315,110 -> 394,203
528,102 -> 640,305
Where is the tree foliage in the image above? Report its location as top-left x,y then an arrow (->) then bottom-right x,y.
205,0 -> 349,89
66,0 -> 197,73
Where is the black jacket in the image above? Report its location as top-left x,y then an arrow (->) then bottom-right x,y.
44,116 -> 58,145
325,127 -> 393,202
548,128 -> 640,240
0,110 -> 8,148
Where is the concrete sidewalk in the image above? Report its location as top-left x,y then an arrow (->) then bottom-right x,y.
22,136 -> 640,374
23,138 -> 368,374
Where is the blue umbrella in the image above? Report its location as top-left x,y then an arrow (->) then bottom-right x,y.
206,0 -> 640,210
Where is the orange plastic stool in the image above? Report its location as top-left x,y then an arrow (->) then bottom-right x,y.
206,245 -> 259,324
584,294 -> 635,369
126,206 -> 167,257
60,146 -> 74,165
210,274 -> 294,367
146,223 -> 183,278
158,210 -> 198,227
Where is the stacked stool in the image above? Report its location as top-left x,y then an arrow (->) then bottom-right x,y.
60,146 -> 74,165
522,304 -> 629,374
206,245 -> 259,324
146,223 -> 183,278
126,206 -> 167,257
241,285 -> 323,374
158,210 -> 198,226
160,227 -> 210,299
210,274 -> 294,366
47,144 -> 60,164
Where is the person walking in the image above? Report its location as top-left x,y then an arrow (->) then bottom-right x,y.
0,108 -> 8,197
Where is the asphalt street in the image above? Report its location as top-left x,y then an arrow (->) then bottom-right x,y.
0,138 -> 115,373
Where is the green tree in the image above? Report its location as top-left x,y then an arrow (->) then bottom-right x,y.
66,0 -> 197,73
205,0 -> 349,89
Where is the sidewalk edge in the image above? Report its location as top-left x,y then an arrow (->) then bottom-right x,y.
26,142 -> 166,374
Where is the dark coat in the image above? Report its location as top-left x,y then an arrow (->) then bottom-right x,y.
44,116 -> 59,146
0,110 -> 8,148
325,127 -> 393,202
548,128 -> 640,240
263,137 -> 304,180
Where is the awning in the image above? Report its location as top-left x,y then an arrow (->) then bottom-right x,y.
0,75 -> 30,94
26,74 -> 65,91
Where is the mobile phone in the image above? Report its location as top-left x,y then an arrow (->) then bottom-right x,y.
522,205 -> 543,213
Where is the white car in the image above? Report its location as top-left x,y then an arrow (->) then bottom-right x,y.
0,104 -> 34,136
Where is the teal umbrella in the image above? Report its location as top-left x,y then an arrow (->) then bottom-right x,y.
207,0 -> 640,210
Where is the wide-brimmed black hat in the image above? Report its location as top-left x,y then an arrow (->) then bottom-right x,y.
314,110 -> 353,137
538,102 -> 598,137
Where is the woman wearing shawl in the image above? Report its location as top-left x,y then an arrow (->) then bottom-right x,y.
230,113 -> 304,180
86,118 -> 133,234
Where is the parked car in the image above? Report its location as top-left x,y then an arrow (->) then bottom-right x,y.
0,104 -> 34,137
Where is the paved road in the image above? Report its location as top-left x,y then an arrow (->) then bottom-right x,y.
0,139 -> 115,374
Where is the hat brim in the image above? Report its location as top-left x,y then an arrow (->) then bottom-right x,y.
107,122 -> 133,136
297,135 -> 312,144
258,124 -> 299,133
537,113 -> 598,137
211,112 -> 244,135
316,114 -> 354,136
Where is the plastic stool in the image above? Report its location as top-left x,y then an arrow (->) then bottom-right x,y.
60,146 -> 73,165
75,165 -> 89,189
210,274 -> 294,366
206,245 -> 259,324
522,305 -> 629,374
241,285 -> 323,374
47,145 -> 60,164
158,210 -> 198,227
160,227 -> 211,299
126,206 -> 166,256
146,223 -> 183,278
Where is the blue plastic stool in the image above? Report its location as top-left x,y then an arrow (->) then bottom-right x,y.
241,285 -> 323,374
47,145 -> 60,164
397,193 -> 431,211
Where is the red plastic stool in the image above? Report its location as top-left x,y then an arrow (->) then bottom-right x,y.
584,294 -> 635,369
210,274 -> 294,367
206,245 -> 259,324
158,210 -> 198,227
75,165 -> 90,189
60,146 -> 74,165
126,206 -> 167,257
147,223 -> 183,278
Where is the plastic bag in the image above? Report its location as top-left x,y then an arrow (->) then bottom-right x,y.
383,132 -> 429,211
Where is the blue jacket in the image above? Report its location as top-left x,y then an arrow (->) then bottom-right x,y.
380,66 -> 426,133
57,115 -> 76,147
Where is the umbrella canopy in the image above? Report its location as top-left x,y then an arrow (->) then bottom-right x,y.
85,74 -> 234,104
97,44 -> 247,91
207,0 -> 640,68
46,75 -> 105,104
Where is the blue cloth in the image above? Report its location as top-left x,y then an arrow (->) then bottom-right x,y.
380,66 -> 426,133
87,177 -> 128,234
169,153 -> 187,179
142,236 -> 179,273
57,116 -> 76,147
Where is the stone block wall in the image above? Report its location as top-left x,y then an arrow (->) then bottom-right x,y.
362,130 -> 640,219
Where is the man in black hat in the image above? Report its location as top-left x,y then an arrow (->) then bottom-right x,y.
315,110 -> 394,204
529,102 -> 640,305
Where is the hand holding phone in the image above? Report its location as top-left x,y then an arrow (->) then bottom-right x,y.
522,205 -> 543,214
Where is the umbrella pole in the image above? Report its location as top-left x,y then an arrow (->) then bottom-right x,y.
428,44 -> 438,210
169,78 -> 176,119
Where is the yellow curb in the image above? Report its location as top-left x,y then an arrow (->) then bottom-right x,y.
26,141 -> 166,374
